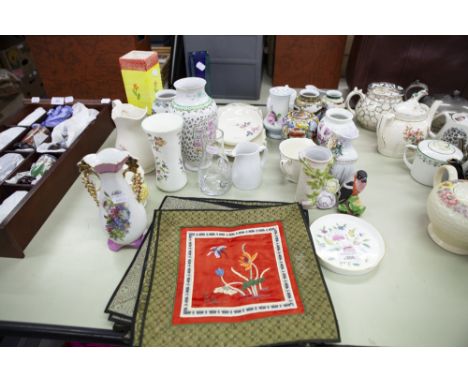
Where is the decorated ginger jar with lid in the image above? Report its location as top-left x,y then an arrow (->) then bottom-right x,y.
427,164 -> 468,255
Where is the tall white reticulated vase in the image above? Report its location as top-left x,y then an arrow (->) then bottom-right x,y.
112,100 -> 154,174
171,77 -> 217,171
142,113 -> 187,192
78,148 -> 147,252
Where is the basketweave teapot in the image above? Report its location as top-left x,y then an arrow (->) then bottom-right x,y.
377,90 -> 442,158
346,81 -> 428,131
427,164 -> 468,255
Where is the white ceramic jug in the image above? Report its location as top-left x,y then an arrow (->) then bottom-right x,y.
231,141 -> 268,190
112,100 -> 154,174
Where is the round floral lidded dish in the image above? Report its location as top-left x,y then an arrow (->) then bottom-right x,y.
283,110 -> 319,139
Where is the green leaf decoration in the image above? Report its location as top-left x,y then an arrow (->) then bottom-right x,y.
242,278 -> 265,290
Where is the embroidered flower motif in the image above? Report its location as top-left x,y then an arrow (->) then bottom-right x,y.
239,248 -> 258,271
212,243 -> 270,298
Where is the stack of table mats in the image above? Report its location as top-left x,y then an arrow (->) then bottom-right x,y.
106,196 -> 340,346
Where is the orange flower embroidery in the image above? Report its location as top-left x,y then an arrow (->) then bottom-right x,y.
239,246 -> 258,271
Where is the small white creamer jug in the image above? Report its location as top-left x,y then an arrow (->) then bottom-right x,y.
231,141 -> 268,190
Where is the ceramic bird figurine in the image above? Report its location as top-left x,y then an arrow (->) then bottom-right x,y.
337,170 -> 368,216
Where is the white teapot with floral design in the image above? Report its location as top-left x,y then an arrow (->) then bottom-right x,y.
377,90 -> 442,158
427,164 -> 468,255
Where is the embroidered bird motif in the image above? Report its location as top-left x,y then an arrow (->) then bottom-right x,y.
207,245 -> 227,259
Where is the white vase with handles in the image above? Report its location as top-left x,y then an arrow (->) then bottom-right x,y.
78,148 -> 147,252
142,113 -> 187,192
112,100 -> 154,174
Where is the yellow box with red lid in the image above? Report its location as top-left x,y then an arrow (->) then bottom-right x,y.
119,50 -> 163,114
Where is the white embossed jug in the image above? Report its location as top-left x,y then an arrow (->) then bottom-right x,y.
112,100 -> 154,173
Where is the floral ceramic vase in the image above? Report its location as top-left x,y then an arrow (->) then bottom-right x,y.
427,164 -> 468,255
142,113 -> 187,192
317,108 -> 359,185
78,148 -> 147,252
295,146 -> 338,209
152,89 -> 177,114
112,100 -> 154,174
172,77 -> 217,171
264,86 -> 296,139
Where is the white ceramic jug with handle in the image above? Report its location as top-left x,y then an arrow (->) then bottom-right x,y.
231,141 -> 268,190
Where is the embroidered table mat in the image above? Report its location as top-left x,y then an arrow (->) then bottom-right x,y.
132,203 -> 339,346
106,197 -> 292,325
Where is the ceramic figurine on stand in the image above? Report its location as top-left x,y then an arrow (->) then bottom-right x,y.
153,89 -> 177,114
172,77 -> 217,171
264,85 -> 296,139
112,100 -> 154,174
142,113 -> 187,192
78,148 -> 147,251
337,170 -> 368,216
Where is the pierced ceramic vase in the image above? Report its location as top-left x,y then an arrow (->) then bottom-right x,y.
78,148 -> 147,252
142,113 -> 187,192
172,77 -> 217,171
112,100 -> 154,174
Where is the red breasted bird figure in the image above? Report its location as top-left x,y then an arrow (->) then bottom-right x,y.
337,170 -> 368,216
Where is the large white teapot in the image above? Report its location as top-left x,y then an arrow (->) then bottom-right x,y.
427,164 -> 468,255
377,90 -> 442,158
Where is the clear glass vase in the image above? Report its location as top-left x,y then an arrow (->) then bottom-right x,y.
198,129 -> 232,196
